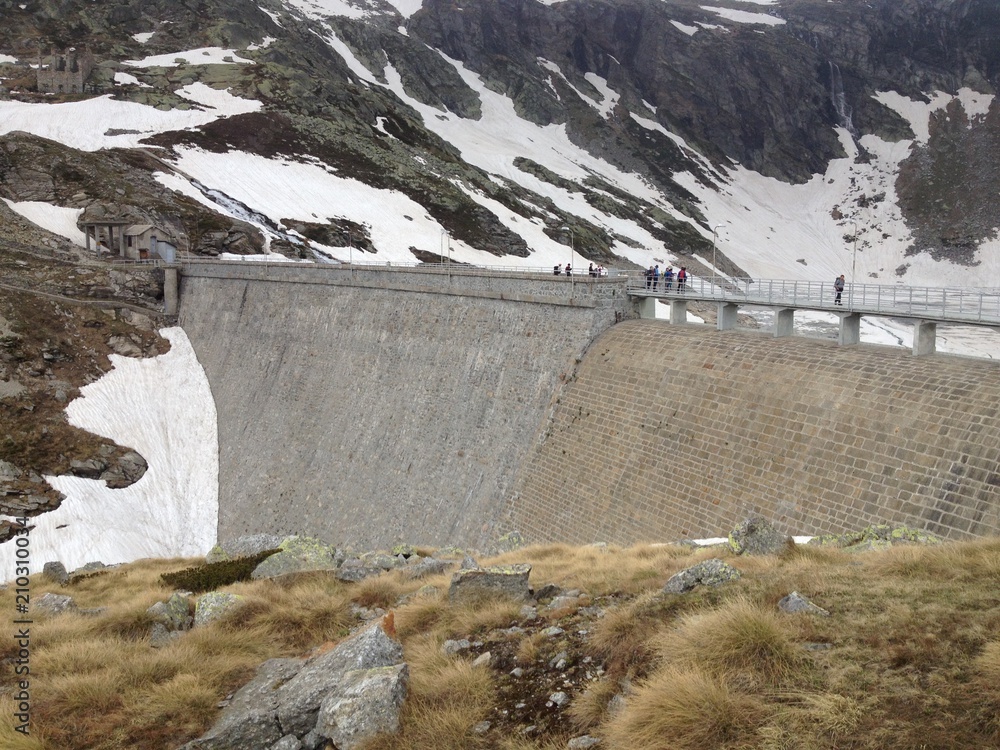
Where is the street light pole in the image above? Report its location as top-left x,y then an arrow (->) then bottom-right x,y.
561,226 -> 573,274
711,224 -> 725,288
849,220 -> 858,285
345,229 -> 352,266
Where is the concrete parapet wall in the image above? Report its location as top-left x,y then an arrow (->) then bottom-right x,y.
178,266 -> 632,550
506,321 -> 1000,544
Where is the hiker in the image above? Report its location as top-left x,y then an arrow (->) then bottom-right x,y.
677,266 -> 688,291
553,265 -> 561,276
565,263 -> 572,276
653,265 -> 660,290
834,274 -> 845,305
664,266 -> 674,291
589,263 -> 596,277
645,266 -> 653,288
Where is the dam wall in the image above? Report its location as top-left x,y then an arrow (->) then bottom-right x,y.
505,321 -> 1000,544
177,263 -> 632,550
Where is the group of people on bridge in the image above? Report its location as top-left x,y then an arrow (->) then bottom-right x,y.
553,263 -> 607,277
645,264 -> 687,292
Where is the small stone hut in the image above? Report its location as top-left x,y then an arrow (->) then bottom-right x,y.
36,47 -> 94,94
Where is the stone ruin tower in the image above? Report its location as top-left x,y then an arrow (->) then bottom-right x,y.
36,46 -> 94,94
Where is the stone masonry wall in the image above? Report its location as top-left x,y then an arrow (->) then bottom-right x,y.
506,321 -> 1000,544
178,264 -> 631,550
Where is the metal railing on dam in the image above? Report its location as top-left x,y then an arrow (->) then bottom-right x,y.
626,272 -> 1000,355
626,273 -> 1000,325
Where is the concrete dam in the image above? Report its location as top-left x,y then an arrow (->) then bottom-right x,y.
177,264 -> 1000,550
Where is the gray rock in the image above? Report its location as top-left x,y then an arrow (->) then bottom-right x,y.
568,736 -> 602,749
460,555 -> 479,570
472,720 -> 491,734
74,561 -> 107,574
180,658 -> 304,750
251,536 -> 343,579
0,460 -> 22,481
42,561 -> 68,584
147,592 -> 192,631
194,592 -> 245,627
778,591 -> 831,617
391,543 -> 416,558
519,605 -> 538,620
728,516 -> 790,556
548,691 -> 570,707
441,639 -> 471,655
662,559 -> 741,594
208,533 -> 286,563
471,652 -> 492,668
534,583 -> 562,601
335,559 -> 385,583
315,664 -> 408,749
542,626 -> 564,638
150,622 -> 183,648
358,552 -> 402,570
69,458 -> 107,479
300,731 -> 326,750
34,592 -> 76,615
401,557 -> 453,580
276,621 -> 404,737
448,563 -> 532,604
270,736 -> 302,750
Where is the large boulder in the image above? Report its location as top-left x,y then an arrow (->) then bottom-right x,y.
207,534 -> 285,564
182,620 -> 406,749
728,516 -> 790,556
662,559 -> 741,594
275,620 -> 405,737
251,536 -> 344,579
448,564 -> 532,604
180,658 -> 304,750
194,592 -> 245,627
315,664 -> 409,749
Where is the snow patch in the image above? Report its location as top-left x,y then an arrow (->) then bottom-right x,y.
132,32 -> 155,44
701,6 -> 785,25
0,328 -> 218,581
124,47 -> 255,68
2,199 -> 86,246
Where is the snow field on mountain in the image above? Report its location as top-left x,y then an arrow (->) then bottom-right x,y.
2,199 -> 86,246
123,47 -> 254,67
0,328 -> 218,580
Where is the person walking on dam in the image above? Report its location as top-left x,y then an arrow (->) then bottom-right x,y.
677,266 -> 687,291
834,274 -> 845,305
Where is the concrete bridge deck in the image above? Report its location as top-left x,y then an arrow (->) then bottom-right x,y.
628,274 -> 1000,355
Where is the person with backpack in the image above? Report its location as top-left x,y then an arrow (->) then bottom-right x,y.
664,266 -> 675,291
677,266 -> 688,291
834,274 -> 845,305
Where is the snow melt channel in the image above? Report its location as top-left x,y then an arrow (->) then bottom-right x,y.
0,327 -> 219,581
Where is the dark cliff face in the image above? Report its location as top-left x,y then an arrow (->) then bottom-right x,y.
0,0 -> 998,267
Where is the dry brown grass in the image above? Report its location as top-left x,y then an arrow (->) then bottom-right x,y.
4,539 -> 1000,749
653,596 -> 805,688
603,665 -> 768,750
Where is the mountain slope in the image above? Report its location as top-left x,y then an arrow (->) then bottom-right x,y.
0,0 -> 997,285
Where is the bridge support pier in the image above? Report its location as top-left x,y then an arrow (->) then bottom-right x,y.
774,308 -> 794,337
838,312 -> 861,345
913,320 -> 937,356
718,302 -> 739,331
670,300 -> 688,325
164,266 -> 179,316
637,296 -> 657,320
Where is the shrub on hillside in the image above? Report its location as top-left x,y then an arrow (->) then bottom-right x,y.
160,549 -> 279,593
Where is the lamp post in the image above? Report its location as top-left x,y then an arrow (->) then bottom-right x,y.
849,220 -> 858,284
345,229 -> 352,266
561,226 -> 573,275
711,224 -> 725,288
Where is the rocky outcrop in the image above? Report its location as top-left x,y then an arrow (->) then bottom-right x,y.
662,559 -> 741,594
448,563 -> 533,604
181,619 -> 407,750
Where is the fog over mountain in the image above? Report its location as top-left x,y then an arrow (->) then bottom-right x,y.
1,0 -> 999,287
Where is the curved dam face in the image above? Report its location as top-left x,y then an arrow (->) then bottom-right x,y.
178,264 -> 630,550
505,321 -> 1000,544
